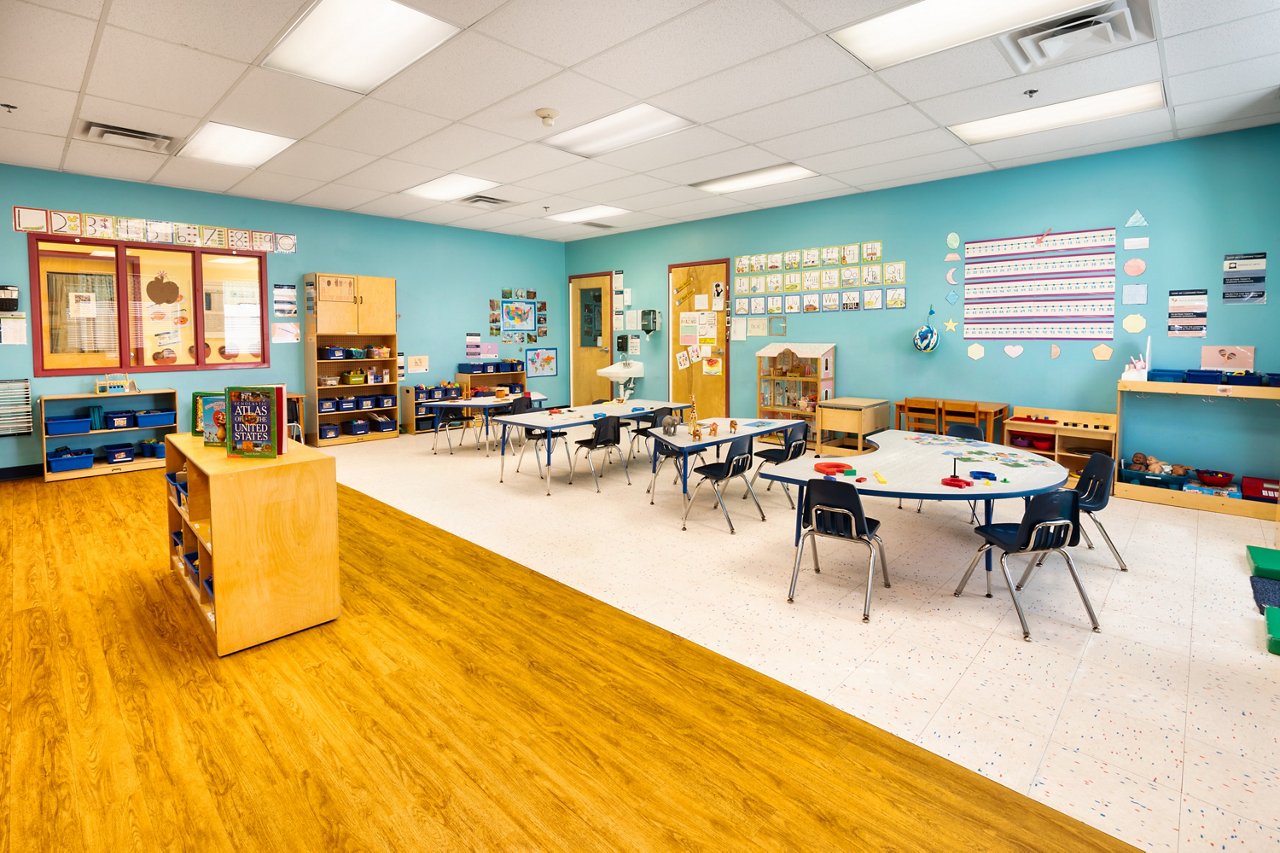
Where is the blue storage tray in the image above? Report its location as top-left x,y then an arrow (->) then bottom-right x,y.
1120,468 -> 1188,490
355,395 -> 377,410
1185,369 -> 1222,384
104,410 -> 136,429
458,363 -> 484,374
182,552 -> 199,580
370,419 -> 396,432
319,346 -> 346,359
377,395 -> 395,408
1223,372 -> 1262,386
317,398 -> 337,413
203,577 -> 214,601
344,419 -> 370,435
170,530 -> 183,549
46,449 -> 94,472
1148,369 -> 1184,382
46,416 -> 92,435
135,409 -> 177,427
336,398 -> 357,412
319,424 -> 340,439
102,442 -> 135,463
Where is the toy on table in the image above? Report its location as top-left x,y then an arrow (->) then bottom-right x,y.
661,415 -> 679,436
814,461 -> 851,476
729,419 -> 738,433
970,471 -> 996,481
873,472 -> 886,484
941,476 -> 973,488
691,424 -> 702,441
708,422 -> 719,437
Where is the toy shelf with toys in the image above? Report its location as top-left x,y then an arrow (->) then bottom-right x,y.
1000,405 -> 1116,480
756,343 -> 835,447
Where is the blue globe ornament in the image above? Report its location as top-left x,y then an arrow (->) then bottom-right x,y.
913,305 -> 939,353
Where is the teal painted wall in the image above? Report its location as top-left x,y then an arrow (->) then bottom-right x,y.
0,164 -> 567,469
566,126 -> 1280,480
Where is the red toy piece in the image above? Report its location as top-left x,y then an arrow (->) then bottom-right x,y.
814,461 -> 852,476
941,476 -> 974,488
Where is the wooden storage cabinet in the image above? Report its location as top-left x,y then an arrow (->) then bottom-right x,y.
453,367 -> 527,397
756,343 -> 835,445
304,272 -> 399,447
1002,406 -> 1116,478
816,397 -> 889,455
40,388 -> 179,481
165,433 -> 339,655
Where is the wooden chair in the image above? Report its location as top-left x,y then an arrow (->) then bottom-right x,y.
941,400 -> 980,437
901,397 -> 941,433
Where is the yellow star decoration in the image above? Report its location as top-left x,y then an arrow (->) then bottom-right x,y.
944,318 -> 958,332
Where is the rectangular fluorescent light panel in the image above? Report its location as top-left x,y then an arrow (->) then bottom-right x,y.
831,0 -> 1100,69
547,205 -> 628,223
544,104 -> 692,157
264,0 -> 459,94
693,164 -> 816,194
405,174 -> 500,202
949,82 -> 1166,144
178,122 -> 296,167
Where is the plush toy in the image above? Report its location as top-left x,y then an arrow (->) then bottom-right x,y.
708,422 -> 719,437
1171,464 -> 1191,477
661,415 -> 679,436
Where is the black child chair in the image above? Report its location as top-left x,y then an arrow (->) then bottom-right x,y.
681,435 -> 764,533
788,478 -> 889,623
746,421 -> 808,508
1071,452 -> 1127,572
569,415 -> 630,492
954,489 -> 1100,641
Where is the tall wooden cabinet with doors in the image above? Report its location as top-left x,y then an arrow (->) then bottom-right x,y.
303,273 -> 399,447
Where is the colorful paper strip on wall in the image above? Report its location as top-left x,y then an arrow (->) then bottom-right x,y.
12,205 -> 297,254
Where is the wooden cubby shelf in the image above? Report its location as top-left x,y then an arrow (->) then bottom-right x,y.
1002,406 -> 1117,479
40,388 -> 179,482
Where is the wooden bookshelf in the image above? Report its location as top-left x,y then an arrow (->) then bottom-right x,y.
40,388 -> 178,482
1002,406 -> 1117,479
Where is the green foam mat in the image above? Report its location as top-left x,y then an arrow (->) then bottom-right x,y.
1247,546 -> 1280,582
1268,608 -> 1280,657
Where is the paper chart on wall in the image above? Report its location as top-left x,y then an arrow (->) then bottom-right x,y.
964,228 -> 1115,259
730,317 -> 747,341
746,317 -> 767,336
964,252 -> 1115,280
1168,289 -> 1207,337
964,322 -> 1113,340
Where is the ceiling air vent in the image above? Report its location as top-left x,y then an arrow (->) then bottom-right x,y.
581,221 -> 615,230
996,0 -> 1153,73
461,194 -> 508,208
80,121 -> 174,153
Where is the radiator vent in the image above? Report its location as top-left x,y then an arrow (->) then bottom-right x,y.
997,0 -> 1153,73
79,121 -> 174,153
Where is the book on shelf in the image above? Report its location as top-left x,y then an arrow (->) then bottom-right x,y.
198,394 -> 226,446
191,391 -> 221,435
225,385 -> 287,457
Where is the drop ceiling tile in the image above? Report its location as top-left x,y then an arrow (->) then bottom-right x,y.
499,195 -> 593,218
474,0 -> 700,66
464,143 -> 584,184
372,32 -> 559,120
1164,10 -> 1280,76
777,0 -> 908,32
229,170 -> 325,203
391,123 -> 523,170
403,204 -> 485,225
0,127 -> 64,169
64,139 -> 165,181
308,101 -> 449,156
517,159 -> 632,194
0,1 -> 97,90
649,36 -> 865,124
855,163 -> 992,192
970,109 -> 1173,162
614,184 -> 707,210
915,43 -> 1164,126
593,126 -> 741,171
151,158 -> 252,192
1156,0 -> 1279,37
645,195 -> 749,219
78,95 -> 201,140
351,194 -> 435,219
797,128 -> 962,174
210,68 -> 360,139
87,26 -> 247,116
0,77 -> 78,135
463,72 -> 636,142
724,174 -> 847,204
711,76 -> 904,143
594,210 -> 668,229
23,0 -> 104,18
1174,90 -> 1280,129
876,40 -> 1017,102
293,183 -> 386,210
750,185 -> 859,209
260,141 -> 376,182
397,0 -> 507,28
648,146 -> 785,186
481,184 -> 550,204
451,210 -> 526,229
758,104 -> 936,160
107,0 -> 305,62
986,131 -> 1173,170
337,159 -> 443,193
1168,53 -> 1280,106
830,147 -> 984,187
534,222 -> 607,241
575,0 -> 814,99
571,173 -> 676,202
485,220 -> 565,237
1177,113 -> 1280,138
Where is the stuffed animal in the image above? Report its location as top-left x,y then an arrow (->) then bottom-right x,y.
661,415 -> 679,436
1170,464 -> 1191,477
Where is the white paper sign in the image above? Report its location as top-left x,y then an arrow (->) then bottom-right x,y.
693,294 -> 709,311
730,317 -> 747,341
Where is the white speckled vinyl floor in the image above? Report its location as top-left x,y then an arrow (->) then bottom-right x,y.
328,428 -> 1280,852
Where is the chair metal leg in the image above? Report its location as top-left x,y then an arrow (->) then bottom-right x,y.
609,446 -> 631,485
569,446 -> 583,484
648,456 -> 665,501
1016,553 -> 1046,591
872,534 -> 891,587
780,482 -> 794,510
862,543 -> 877,623
739,474 -> 766,522
916,499 -> 923,513
711,481 -> 736,534
1088,512 -> 1128,571
999,553 -> 1032,641
788,531 -> 813,601
1059,548 -> 1101,632
681,479 -> 708,531
1080,524 -> 1096,550
955,544 -> 989,596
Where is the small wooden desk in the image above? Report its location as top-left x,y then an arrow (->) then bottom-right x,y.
894,398 -> 1008,443
816,397 -> 889,454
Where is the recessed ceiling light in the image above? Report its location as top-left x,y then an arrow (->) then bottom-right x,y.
547,205 -> 628,223
830,0 -> 1099,69
178,122 -> 296,168
264,0 -> 459,94
544,104 -> 692,157
949,82 -> 1166,144
692,164 -> 817,194
405,174 -> 500,202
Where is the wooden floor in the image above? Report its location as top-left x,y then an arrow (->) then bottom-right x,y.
1,470 -> 1134,851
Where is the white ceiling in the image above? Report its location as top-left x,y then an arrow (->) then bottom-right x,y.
2,0 -> 1278,242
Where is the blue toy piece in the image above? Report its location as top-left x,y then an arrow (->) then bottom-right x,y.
970,470 -> 996,481
592,412 -> 606,419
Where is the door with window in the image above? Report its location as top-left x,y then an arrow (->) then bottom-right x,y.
669,259 -> 730,418
570,272 -> 613,405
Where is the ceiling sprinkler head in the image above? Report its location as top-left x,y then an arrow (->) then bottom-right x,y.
535,107 -> 559,127
1023,89 -> 1039,98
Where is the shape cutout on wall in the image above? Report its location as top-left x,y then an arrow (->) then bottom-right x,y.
946,232 -> 960,249
967,343 -> 984,361
1122,283 -> 1148,305
945,290 -> 959,305
944,252 -> 961,261
945,267 -> 958,285
1004,345 -> 1023,359
1092,343 -> 1114,361
1125,210 -> 1148,227
1050,344 -> 1061,359
944,318 -> 957,332
1122,314 -> 1147,333
1123,258 -> 1146,277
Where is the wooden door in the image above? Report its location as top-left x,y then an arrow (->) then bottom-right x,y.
669,260 -> 730,418
314,273 -> 357,335
356,275 -> 397,334
569,272 -> 613,405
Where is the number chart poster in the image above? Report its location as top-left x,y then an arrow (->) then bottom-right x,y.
963,227 -> 1116,340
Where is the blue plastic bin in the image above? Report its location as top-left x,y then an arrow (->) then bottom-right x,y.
344,419 -> 370,436
370,419 -> 396,432
317,398 -> 337,413
45,416 -> 92,435
319,345 -> 345,359
336,398 -> 357,412
135,409 -> 177,427
319,423 -> 340,440
377,395 -> 395,408
1148,369 -> 1184,382
102,442 -> 135,463
104,411 -> 136,429
46,448 -> 94,472
1185,369 -> 1222,384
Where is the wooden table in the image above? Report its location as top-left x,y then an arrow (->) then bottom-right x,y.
894,398 -> 1008,443
816,396 -> 889,454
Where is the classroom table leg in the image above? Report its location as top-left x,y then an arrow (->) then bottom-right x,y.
983,498 -> 994,597
498,423 -> 508,483
792,482 -> 806,546
544,433 -> 554,496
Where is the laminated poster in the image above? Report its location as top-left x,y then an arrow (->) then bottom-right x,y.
1168,289 -> 1207,337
